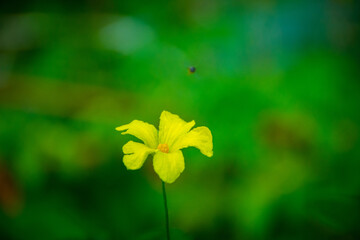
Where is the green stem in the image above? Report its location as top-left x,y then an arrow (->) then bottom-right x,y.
162,181 -> 170,240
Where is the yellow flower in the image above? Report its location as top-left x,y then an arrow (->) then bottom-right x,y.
116,111 -> 213,183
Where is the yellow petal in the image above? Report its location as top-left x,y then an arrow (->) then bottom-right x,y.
153,151 -> 184,183
159,111 -> 195,151
122,141 -> 155,170
172,126 -> 213,157
116,120 -> 158,149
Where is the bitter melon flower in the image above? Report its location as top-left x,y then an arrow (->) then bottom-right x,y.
116,111 -> 213,183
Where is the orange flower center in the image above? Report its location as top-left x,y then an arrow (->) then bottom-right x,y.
157,143 -> 169,153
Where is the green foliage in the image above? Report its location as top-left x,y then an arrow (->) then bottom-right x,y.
0,0 -> 359,239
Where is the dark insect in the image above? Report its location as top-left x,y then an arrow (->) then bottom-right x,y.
188,66 -> 196,74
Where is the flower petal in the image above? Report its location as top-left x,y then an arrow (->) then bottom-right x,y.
122,141 -> 155,170
153,151 -> 184,183
172,126 -> 213,157
116,120 -> 158,149
159,111 -> 195,151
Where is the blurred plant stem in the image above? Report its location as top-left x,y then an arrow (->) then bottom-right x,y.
162,181 -> 170,240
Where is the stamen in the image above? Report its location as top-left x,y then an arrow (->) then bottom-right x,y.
157,143 -> 169,153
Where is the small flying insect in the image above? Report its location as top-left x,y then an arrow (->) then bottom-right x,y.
188,66 -> 196,74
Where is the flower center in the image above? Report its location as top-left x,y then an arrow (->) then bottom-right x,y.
157,143 -> 169,153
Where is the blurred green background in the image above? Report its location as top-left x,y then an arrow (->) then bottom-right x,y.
0,0 -> 360,239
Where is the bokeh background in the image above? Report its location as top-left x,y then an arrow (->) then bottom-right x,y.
0,0 -> 360,239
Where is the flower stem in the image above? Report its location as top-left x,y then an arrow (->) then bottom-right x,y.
162,181 -> 170,240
